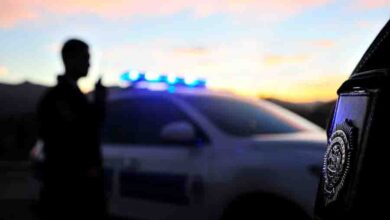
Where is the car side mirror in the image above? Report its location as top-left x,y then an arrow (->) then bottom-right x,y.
160,121 -> 196,144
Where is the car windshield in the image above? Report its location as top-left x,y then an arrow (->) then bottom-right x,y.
179,94 -> 320,137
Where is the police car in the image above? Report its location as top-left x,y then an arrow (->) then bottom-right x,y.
32,71 -> 327,219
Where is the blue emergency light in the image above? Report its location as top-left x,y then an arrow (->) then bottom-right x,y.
121,70 -> 206,88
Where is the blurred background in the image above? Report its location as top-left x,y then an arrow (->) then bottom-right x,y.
0,0 -> 389,219
1,0 -> 389,160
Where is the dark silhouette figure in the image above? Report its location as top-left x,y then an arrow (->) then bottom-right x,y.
37,39 -> 107,219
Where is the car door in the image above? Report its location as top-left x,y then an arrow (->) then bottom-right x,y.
102,95 -> 211,220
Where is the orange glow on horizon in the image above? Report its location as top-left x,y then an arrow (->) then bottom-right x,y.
210,74 -> 346,102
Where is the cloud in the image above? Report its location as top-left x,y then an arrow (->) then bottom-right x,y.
99,39 -> 342,101
173,47 -> 209,56
357,20 -> 373,28
45,42 -> 62,53
310,39 -> 335,48
0,0 -> 38,28
97,38 -> 267,93
1,0 -> 331,28
356,0 -> 390,9
0,66 -> 9,76
263,54 -> 309,66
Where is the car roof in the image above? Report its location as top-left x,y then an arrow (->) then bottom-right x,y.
104,86 -> 324,132
108,87 -> 241,101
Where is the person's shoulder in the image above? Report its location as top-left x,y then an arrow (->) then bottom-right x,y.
41,85 -> 59,100
38,84 -> 73,116
39,83 -> 68,108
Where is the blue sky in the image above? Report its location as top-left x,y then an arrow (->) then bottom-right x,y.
0,0 -> 389,101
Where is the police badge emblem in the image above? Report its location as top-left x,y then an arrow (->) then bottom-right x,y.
323,120 -> 356,205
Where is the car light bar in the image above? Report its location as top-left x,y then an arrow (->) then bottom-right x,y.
121,70 -> 207,88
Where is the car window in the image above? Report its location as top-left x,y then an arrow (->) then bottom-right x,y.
103,96 -> 207,145
179,94 -> 310,137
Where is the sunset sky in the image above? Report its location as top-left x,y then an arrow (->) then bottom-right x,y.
0,0 -> 389,102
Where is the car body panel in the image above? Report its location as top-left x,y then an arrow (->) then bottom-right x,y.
32,88 -> 327,219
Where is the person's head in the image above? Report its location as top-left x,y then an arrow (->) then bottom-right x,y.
61,39 -> 90,80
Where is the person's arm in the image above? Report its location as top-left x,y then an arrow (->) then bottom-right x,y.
83,78 -> 107,177
94,78 -> 107,124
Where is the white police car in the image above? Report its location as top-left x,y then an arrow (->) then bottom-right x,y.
33,72 -> 327,219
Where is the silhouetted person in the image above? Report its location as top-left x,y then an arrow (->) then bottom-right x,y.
37,39 -> 107,219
